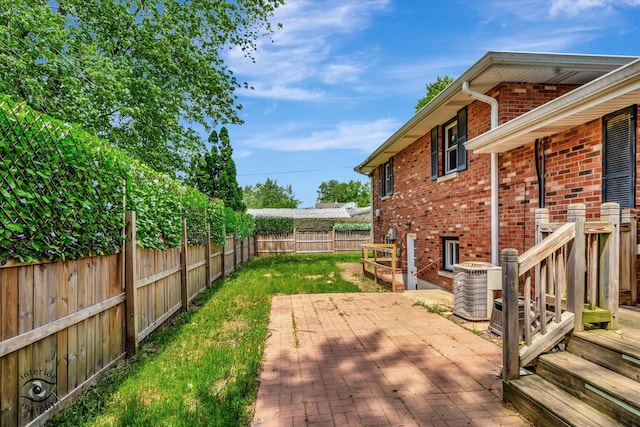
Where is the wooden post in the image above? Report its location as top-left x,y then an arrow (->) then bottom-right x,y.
241,235 -> 245,266
534,208 -> 549,334
622,209 -> 637,305
124,211 -> 138,354
600,202 -> 620,329
502,248 -> 520,381
332,228 -> 336,254
221,236 -> 227,279
205,223 -> 211,287
233,234 -> 238,271
180,219 -> 189,312
567,204 -> 586,332
293,227 -> 297,255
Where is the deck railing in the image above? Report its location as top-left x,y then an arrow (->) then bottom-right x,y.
361,243 -> 401,291
502,203 -> 635,381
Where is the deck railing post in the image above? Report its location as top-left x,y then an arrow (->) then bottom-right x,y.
534,208 -> 549,334
567,203 -> 586,332
621,209 -> 637,305
502,248 -> 520,381
601,202 -> 620,329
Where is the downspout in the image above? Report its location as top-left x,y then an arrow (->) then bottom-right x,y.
462,81 -> 500,265
369,174 -> 374,243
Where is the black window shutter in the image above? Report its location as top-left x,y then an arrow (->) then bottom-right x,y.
430,126 -> 438,180
457,106 -> 468,171
388,157 -> 394,195
378,164 -> 384,198
603,105 -> 636,209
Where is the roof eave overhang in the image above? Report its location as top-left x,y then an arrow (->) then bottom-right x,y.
354,51 -> 637,175
466,58 -> 640,154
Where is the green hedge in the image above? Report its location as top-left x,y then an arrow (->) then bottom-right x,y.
253,217 -> 294,234
333,222 -> 371,231
252,216 -> 370,234
1,95 -> 251,263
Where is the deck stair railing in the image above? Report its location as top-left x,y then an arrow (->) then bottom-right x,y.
502,202 -> 630,381
361,243 -> 399,290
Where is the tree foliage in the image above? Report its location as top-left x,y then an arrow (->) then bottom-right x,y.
317,179 -> 371,207
415,75 -> 455,112
243,178 -> 300,208
187,127 -> 245,212
0,0 -> 283,174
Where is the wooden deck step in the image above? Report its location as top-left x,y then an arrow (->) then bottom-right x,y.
504,374 -> 619,427
538,351 -> 640,425
569,330 -> 640,382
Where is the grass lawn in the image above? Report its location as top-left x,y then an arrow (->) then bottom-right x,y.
49,253 -> 381,426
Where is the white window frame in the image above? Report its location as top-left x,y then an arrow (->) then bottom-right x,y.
444,120 -> 458,175
443,238 -> 459,271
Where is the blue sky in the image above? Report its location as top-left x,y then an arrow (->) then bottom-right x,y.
222,0 -> 640,208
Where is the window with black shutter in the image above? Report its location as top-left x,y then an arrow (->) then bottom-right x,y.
603,105 -> 636,209
456,106 -> 468,172
431,106 -> 468,179
378,158 -> 394,198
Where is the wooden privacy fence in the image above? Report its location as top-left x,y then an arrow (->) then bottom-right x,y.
255,229 -> 371,256
502,203 -> 637,381
0,212 -> 255,427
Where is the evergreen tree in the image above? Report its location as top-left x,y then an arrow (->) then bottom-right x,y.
188,127 -> 245,211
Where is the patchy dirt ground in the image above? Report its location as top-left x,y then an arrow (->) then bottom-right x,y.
337,262 -> 388,292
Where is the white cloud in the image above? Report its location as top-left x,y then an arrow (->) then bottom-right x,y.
225,0 -> 390,102
238,118 -> 401,153
233,149 -> 252,159
548,0 -> 640,17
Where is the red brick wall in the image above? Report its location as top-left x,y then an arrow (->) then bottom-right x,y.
372,81 -> 634,291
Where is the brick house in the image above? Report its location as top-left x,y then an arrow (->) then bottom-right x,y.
355,51 -> 640,293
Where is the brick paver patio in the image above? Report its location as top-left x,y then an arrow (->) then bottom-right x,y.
252,293 -> 530,426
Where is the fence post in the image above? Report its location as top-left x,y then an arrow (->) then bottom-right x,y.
221,236 -> 227,279
332,228 -> 336,253
293,227 -> 297,255
180,219 -> 189,311
233,234 -> 238,271
205,223 -> 211,287
241,234 -> 245,266
124,211 -> 138,354
601,202 -> 620,329
502,248 -> 520,381
567,203 -> 586,332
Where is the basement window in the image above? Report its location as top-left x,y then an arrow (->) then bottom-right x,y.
442,237 -> 459,272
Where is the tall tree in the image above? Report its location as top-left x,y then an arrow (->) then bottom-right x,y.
317,180 -> 371,207
0,0 -> 283,174
243,179 -> 300,208
188,127 -> 245,211
415,75 -> 455,112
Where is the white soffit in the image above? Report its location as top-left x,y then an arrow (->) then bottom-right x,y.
466,58 -> 640,154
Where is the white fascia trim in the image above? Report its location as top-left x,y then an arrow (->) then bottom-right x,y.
466,58 -> 640,154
